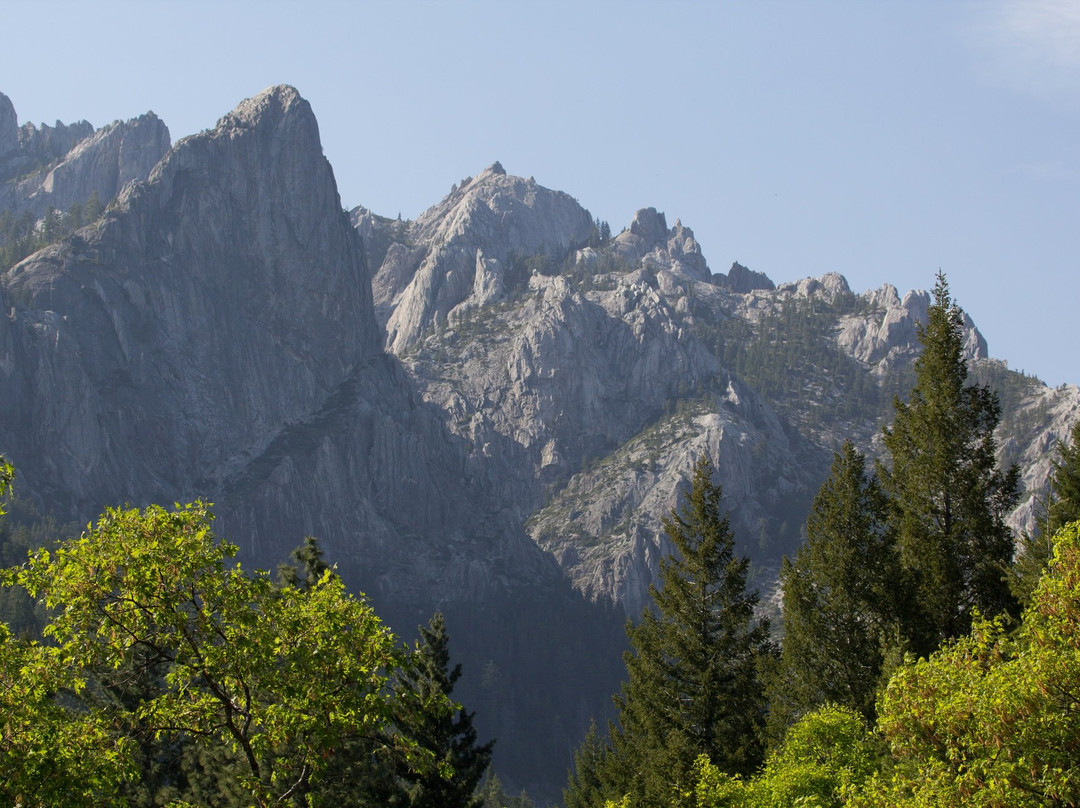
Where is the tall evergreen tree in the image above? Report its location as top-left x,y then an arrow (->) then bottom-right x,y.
391,612 -> 494,808
564,721 -> 609,808
777,441 -> 899,724
607,456 -> 770,807
879,272 -> 1019,655
277,546 -> 492,808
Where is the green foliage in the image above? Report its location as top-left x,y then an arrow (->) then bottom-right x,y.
476,771 -> 536,808
854,521 -> 1080,807
565,721 -> 611,808
743,705 -> 880,808
606,456 -> 771,807
0,622 -> 135,807
0,192 -> 104,270
2,501 -> 439,807
775,442 -> 899,727
878,272 -> 1019,656
690,705 -> 881,808
390,612 -> 494,808
0,455 -> 11,511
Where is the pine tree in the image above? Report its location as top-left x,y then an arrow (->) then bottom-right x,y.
879,272 -> 1019,655
607,456 -> 770,807
276,534 -> 330,589
393,612 -> 494,808
776,441 -> 899,725
563,721 -> 610,808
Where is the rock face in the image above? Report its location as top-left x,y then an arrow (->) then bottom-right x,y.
4,85 -> 1077,798
365,188 -> 826,612
0,93 -> 17,160
34,113 -> 170,211
836,282 -> 987,370
725,260 -> 775,292
0,85 -> 562,602
376,163 -> 595,352
366,169 -> 1071,612
529,380 -> 824,615
3,86 -> 373,515
0,91 -> 170,225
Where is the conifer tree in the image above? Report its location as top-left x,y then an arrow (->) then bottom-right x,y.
392,612 -> 494,808
607,456 -> 770,807
879,272 -> 1019,655
777,441 -> 899,724
564,721 -> 609,808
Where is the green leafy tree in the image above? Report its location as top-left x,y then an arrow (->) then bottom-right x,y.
879,272 -> 1019,655
853,521 -> 1080,808
5,501 -> 443,807
776,442 -> 900,725
0,457 -> 11,505
276,544 -> 493,808
0,622 -> 135,807
607,456 -> 771,807
743,704 -> 880,808
688,704 -> 881,808
0,460 -> 136,806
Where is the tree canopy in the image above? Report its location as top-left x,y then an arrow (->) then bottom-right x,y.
0,501 -> 453,806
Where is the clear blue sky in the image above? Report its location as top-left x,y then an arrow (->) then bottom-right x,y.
3,1 -> 1078,386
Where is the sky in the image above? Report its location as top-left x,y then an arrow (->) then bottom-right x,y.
2,0 -> 1078,386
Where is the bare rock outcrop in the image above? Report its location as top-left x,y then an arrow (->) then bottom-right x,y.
0,90 -> 170,225
0,86 -> 554,604
836,283 -> 987,370
529,379 -> 825,615
725,260 -> 775,293
34,112 -> 170,211
379,163 -> 595,353
0,92 -> 17,160
608,208 -> 712,283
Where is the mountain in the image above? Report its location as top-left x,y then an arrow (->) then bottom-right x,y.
2,84 -> 1078,800
361,171 -> 1080,617
0,89 -> 169,220
0,86 -> 623,798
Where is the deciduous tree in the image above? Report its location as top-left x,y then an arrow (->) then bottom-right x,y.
6,501 -> 441,807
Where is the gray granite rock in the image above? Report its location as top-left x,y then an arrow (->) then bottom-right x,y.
0,92 -> 16,160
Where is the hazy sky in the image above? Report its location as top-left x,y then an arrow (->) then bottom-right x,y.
3,0 -> 1078,386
